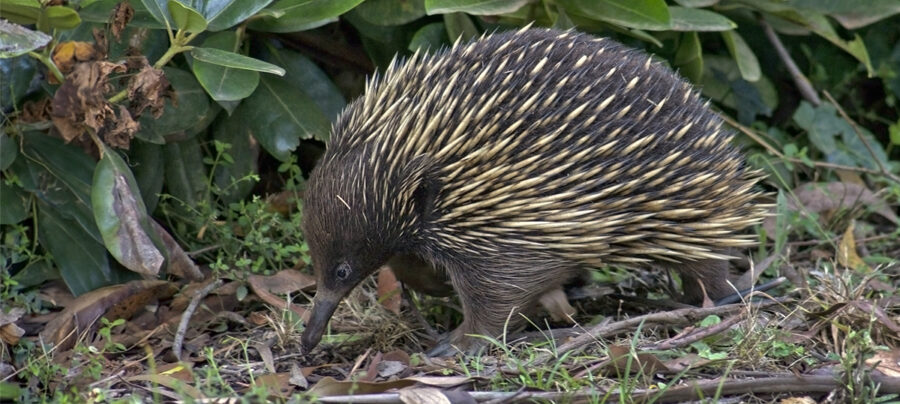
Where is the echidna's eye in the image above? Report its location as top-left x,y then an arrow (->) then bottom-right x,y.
335,263 -> 351,281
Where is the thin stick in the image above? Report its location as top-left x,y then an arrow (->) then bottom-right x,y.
173,279 -> 222,361
823,90 -> 900,185
758,15 -> 821,106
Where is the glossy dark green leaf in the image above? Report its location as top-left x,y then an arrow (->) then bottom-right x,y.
191,32 -> 261,101
674,31 -> 703,83
356,0 -> 426,26
80,0 -> 167,28
790,13 -> 873,76
196,0 -> 274,31
261,46 -> 346,120
444,12 -> 479,42
10,259 -> 59,288
0,182 -> 29,225
38,202 -> 121,296
560,0 -> 670,30
191,47 -> 285,75
701,55 -> 776,121
163,137 -> 208,209
92,146 -> 165,276
248,0 -> 365,33
212,115 -> 260,203
141,0 -> 173,28
137,67 -> 211,143
168,0 -> 208,32
668,6 -> 735,31
42,6 -> 81,29
553,7 -> 576,30
233,75 -> 330,161
0,19 -> 51,58
17,132 -> 102,242
0,0 -> 41,26
0,133 -> 17,170
409,22 -> 449,52
673,0 -> 719,6
343,10 -> 415,67
425,0 -> 529,15
721,30 -> 760,82
129,141 -> 165,213
0,56 -> 36,109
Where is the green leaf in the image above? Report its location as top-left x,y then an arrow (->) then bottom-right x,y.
674,32 -> 703,83
409,22 -> 449,52
191,47 -> 285,75
191,32 -> 261,102
777,12 -> 873,76
560,0 -> 670,31
425,0 -> 530,15
701,55 -> 777,122
212,116 -> 260,203
0,19 -> 51,58
0,182 -> 29,225
163,137 -> 208,209
0,0 -> 41,26
721,30 -> 760,82
890,121 -> 900,146
17,132 -> 101,242
81,0 -> 167,29
42,6 -> 81,30
168,0 -> 208,32
261,46 -> 346,120
128,141 -> 165,213
673,0 -> 718,6
0,55 -> 36,110
38,202 -> 123,296
192,0 -> 274,31
356,0 -> 426,26
141,0 -> 173,28
0,133 -> 17,170
668,6 -> 735,31
553,7 -> 576,30
137,67 -> 211,143
233,75 -> 330,161
248,0 -> 365,33
444,12 -> 479,42
92,146 -> 166,276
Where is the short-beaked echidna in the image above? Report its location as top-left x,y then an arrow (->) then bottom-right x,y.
300,27 -> 767,355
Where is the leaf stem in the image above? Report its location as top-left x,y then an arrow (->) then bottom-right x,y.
28,51 -> 64,83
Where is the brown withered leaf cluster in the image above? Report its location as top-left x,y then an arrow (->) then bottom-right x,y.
49,57 -> 170,150
110,2 -> 134,40
128,59 -> 171,119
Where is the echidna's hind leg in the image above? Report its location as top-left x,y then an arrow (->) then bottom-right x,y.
669,258 -> 735,304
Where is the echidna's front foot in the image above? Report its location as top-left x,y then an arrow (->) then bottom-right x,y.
426,327 -> 487,357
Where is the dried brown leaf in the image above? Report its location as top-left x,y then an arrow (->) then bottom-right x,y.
247,270 -> 314,320
837,221 -> 867,271
128,65 -> 171,118
109,173 -> 164,275
110,2 -> 134,40
40,280 -> 178,351
377,268 -> 402,315
50,61 -> 125,143
764,181 -> 899,237
0,308 -> 25,345
151,220 -> 204,281
606,344 -> 670,376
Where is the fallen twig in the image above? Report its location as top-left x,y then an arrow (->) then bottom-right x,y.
172,279 -> 223,361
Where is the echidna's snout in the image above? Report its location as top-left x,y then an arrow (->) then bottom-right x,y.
301,294 -> 339,352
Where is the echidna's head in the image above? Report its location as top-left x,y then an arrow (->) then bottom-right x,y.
300,144 -> 439,351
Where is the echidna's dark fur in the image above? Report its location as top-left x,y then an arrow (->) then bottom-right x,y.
301,27 -> 767,354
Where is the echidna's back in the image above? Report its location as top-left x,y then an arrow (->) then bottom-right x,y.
326,28 -> 765,267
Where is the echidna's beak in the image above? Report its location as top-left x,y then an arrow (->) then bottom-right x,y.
301,295 -> 339,352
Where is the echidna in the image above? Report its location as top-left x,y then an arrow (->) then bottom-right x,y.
300,27 -> 767,355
